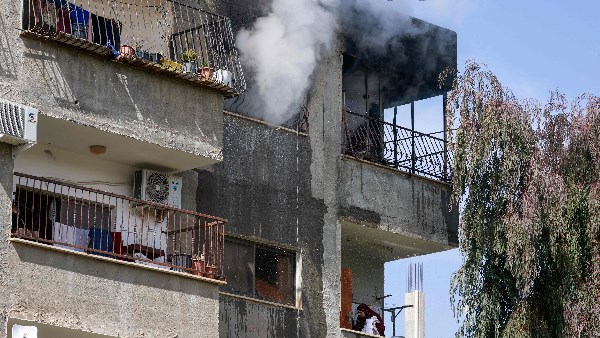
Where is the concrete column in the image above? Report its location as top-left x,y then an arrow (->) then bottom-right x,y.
0,143 -> 15,337
404,291 -> 425,338
307,41 -> 344,337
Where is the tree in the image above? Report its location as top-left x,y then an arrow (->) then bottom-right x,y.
445,61 -> 600,337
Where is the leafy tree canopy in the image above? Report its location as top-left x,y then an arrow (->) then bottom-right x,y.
446,61 -> 600,337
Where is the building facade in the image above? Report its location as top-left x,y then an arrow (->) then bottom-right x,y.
0,0 -> 457,337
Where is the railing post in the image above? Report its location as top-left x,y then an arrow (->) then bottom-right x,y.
411,101 -> 415,175
393,106 -> 398,168
443,93 -> 448,181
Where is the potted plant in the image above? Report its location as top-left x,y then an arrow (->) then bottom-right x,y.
181,49 -> 197,73
191,254 -> 205,276
204,264 -> 216,278
199,61 -> 214,79
161,58 -> 182,72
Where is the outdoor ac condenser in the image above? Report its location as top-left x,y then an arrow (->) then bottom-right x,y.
0,98 -> 38,145
133,169 -> 182,208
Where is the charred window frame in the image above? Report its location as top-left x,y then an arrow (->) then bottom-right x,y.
222,237 -> 298,307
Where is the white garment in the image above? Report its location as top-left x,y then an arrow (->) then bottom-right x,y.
362,316 -> 380,336
53,222 -> 89,252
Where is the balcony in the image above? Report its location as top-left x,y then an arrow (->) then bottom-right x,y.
11,172 -> 226,279
342,108 -> 452,182
21,0 -> 246,97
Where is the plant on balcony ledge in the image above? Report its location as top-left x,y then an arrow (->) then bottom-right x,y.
199,61 -> 214,80
181,49 -> 198,74
191,253 -> 205,276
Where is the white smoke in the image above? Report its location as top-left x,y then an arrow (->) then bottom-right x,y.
236,0 -> 424,124
236,0 -> 340,124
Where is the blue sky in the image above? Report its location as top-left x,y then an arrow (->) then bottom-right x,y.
383,1 -> 600,337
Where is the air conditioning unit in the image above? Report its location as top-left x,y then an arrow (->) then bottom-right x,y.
133,169 -> 182,208
0,98 -> 38,145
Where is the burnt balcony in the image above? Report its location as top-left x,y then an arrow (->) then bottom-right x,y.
342,108 -> 452,182
11,172 -> 226,279
22,0 -> 246,97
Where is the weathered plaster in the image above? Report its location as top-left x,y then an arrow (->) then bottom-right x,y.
0,0 -> 224,163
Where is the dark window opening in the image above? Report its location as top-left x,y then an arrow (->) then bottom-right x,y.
223,238 -> 296,306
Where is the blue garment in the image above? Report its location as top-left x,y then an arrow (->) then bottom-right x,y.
69,4 -> 89,25
88,228 -> 114,257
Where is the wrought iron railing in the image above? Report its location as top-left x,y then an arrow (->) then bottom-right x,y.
12,172 -> 226,279
342,110 -> 452,182
22,0 -> 245,96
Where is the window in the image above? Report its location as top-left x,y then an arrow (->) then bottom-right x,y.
223,238 -> 297,306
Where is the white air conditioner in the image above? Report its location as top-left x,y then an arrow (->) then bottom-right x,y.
133,169 -> 182,208
0,98 -> 38,145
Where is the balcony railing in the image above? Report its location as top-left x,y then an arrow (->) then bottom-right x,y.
22,0 -> 246,96
342,110 -> 452,182
11,172 -> 226,279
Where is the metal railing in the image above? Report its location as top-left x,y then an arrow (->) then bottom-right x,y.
12,172 -> 226,279
342,110 -> 452,182
22,0 -> 246,96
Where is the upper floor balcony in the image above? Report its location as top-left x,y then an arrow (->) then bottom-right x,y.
22,0 -> 246,97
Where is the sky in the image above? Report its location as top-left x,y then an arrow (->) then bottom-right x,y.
383,1 -> 600,337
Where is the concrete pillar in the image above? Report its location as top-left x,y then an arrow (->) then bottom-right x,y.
404,291 -> 424,338
0,143 -> 15,337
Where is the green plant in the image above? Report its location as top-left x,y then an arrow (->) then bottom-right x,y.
181,49 -> 197,62
445,61 -> 600,337
200,61 -> 210,68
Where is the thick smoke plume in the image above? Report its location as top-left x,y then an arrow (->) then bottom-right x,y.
236,0 -> 429,124
236,0 -> 340,124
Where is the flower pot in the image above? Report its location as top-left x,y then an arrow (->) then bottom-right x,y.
204,265 -> 215,278
191,259 -> 205,276
182,61 -> 197,74
200,67 -> 214,79
119,45 -> 135,58
135,49 -> 144,59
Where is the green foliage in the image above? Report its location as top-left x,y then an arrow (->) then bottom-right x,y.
181,49 -> 197,62
446,61 -> 600,337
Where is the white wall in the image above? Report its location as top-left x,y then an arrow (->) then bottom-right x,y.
15,144 -> 135,196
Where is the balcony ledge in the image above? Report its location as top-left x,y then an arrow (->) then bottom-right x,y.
21,30 -> 242,98
220,292 -> 301,311
340,328 -> 383,338
10,237 -> 227,286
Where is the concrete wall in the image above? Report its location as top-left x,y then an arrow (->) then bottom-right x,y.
340,158 -> 458,246
197,113 -> 329,338
0,0 -> 224,162
6,243 -> 221,337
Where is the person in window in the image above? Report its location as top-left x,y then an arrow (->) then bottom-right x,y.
353,303 -> 385,336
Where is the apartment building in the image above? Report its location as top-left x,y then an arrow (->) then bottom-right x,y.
0,0 -> 457,337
